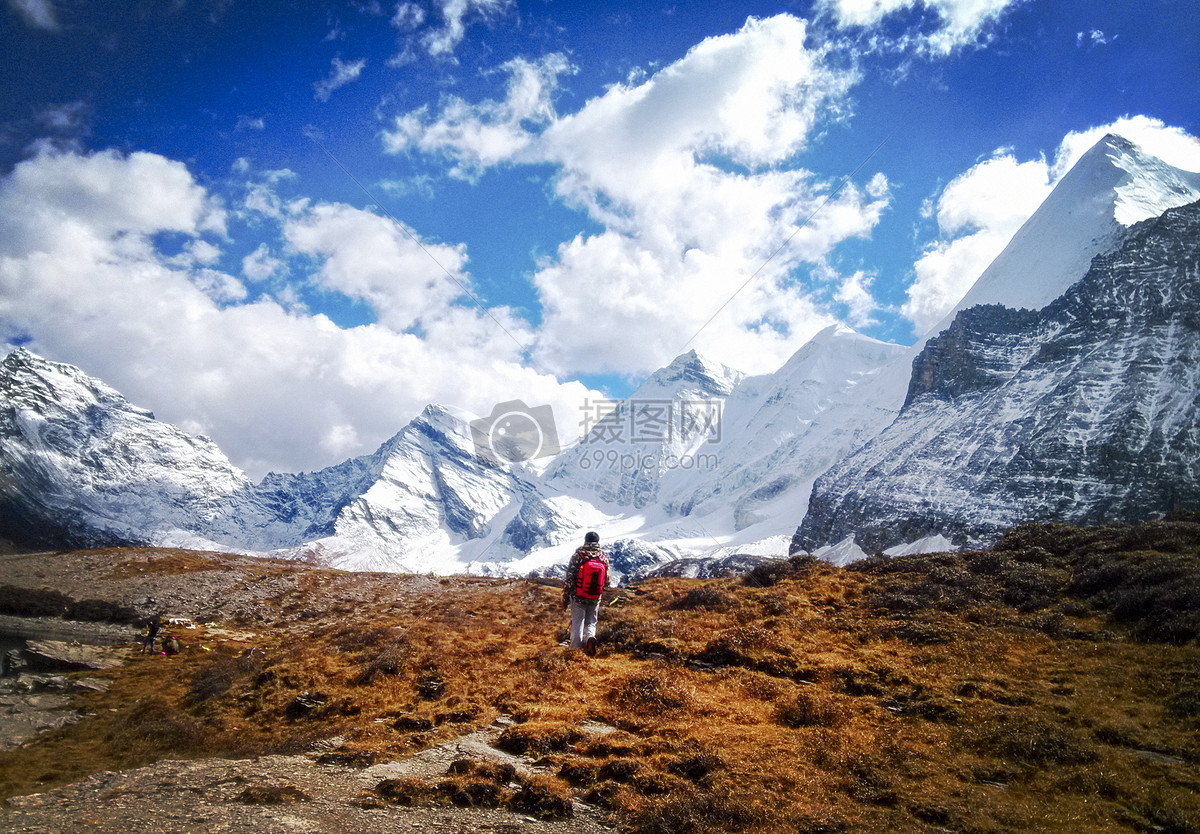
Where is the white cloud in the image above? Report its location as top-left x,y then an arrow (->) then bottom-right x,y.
235,115 -> 266,131
314,56 -> 367,102
384,14 -> 889,376
391,1 -> 425,30
4,0 -> 57,29
1076,29 -> 1109,48
422,0 -> 512,58
186,239 -> 223,265
902,153 -> 1054,332
0,146 -> 597,478
37,100 -> 89,132
382,53 -> 575,178
0,147 -> 225,255
822,0 -> 1022,53
530,15 -> 881,375
284,202 -> 471,332
902,117 -> 1200,333
242,244 -> 284,281
836,271 -> 879,327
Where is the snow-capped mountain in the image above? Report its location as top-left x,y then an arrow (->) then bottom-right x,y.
3,134 -> 1197,574
0,348 -> 251,548
923,133 -> 1200,341
795,197 -> 1200,554
543,349 -> 744,511
0,352 -> 584,573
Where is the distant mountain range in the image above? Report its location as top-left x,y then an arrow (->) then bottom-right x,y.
2,134 -> 1199,575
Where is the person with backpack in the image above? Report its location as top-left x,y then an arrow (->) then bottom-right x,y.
563,531 -> 609,654
141,614 -> 161,654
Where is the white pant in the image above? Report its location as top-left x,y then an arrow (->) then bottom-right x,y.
569,598 -> 599,649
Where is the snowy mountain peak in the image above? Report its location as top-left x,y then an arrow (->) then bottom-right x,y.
1099,133 -> 1200,225
925,134 -> 1200,340
0,347 -> 250,549
637,349 -> 744,399
774,323 -> 904,387
1,348 -> 151,420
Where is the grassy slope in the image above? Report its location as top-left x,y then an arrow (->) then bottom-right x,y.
1,521 -> 1198,833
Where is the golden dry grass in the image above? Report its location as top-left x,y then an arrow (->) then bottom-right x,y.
1,521 -> 1198,833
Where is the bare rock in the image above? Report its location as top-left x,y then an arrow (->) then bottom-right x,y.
19,640 -> 129,672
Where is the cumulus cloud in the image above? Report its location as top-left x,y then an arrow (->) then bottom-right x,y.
284,202 -> 469,332
4,0 -> 57,29
0,147 -> 226,255
37,100 -> 89,132
382,53 -> 575,178
902,152 -> 1055,332
822,0 -> 1022,53
235,115 -> 266,131
835,271 -> 880,327
242,244 -> 284,282
314,56 -> 367,101
902,117 -> 1200,333
384,15 -> 892,376
0,146 -> 597,478
1076,29 -> 1109,48
530,15 -> 884,375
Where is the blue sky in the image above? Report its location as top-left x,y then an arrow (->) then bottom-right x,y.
1,0 -> 1197,477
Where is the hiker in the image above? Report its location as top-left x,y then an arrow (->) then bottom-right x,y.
562,531 -> 609,654
141,615 -> 161,654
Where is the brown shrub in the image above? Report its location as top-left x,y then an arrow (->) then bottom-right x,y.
607,667 -> 694,715
558,759 -> 598,786
376,777 -> 433,805
699,625 -> 783,666
110,699 -> 209,754
597,758 -> 641,782
64,598 -> 139,623
496,721 -> 583,756
0,585 -> 70,617
775,689 -> 853,729
968,715 -> 1098,766
185,651 -> 265,705
353,635 -> 411,685
236,784 -> 311,804
625,787 -> 767,833
666,750 -> 723,782
509,774 -> 574,819
668,586 -> 735,611
436,778 -> 507,807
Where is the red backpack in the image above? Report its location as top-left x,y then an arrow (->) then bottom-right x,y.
575,552 -> 608,600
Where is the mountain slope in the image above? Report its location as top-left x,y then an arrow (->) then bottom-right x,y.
795,199 -> 1200,553
0,348 -> 251,548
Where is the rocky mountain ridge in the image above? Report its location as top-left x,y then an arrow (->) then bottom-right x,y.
795,198 -> 1200,553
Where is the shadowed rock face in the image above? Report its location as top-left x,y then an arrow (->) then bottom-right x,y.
796,200 -> 1200,555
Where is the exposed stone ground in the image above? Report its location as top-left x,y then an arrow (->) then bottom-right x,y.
1,717 -> 615,834
0,548 -> 442,625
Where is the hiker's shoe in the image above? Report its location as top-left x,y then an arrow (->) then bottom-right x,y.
585,637 -> 597,656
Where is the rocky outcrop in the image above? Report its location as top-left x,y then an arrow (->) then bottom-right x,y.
15,639 -> 130,673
